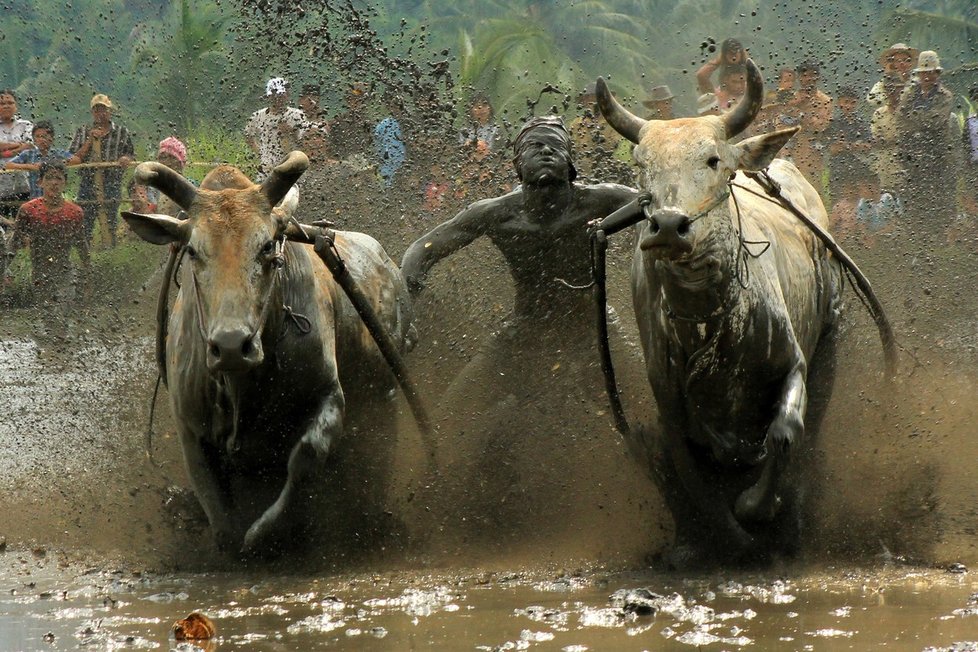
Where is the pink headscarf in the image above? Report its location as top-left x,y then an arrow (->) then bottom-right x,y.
158,137 -> 187,165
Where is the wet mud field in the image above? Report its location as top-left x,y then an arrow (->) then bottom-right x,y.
2,229 -> 978,651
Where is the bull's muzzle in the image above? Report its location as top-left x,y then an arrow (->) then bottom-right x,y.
207,327 -> 264,373
640,209 -> 694,258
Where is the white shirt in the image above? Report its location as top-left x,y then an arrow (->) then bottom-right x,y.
244,107 -> 307,176
0,117 -> 33,197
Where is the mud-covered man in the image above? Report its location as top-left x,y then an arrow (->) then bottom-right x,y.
402,115 -> 636,328
401,116 -> 639,537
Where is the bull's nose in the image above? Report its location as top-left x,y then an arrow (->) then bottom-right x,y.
640,209 -> 694,257
207,327 -> 263,372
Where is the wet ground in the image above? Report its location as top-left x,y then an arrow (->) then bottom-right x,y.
3,231 -> 978,650
1,553 -> 977,651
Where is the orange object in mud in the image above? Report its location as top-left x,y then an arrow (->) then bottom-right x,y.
172,612 -> 216,640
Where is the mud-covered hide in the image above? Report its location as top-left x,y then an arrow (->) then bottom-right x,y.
122,154 -> 416,556
598,65 -> 842,562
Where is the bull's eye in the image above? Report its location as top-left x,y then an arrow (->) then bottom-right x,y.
707,156 -> 721,170
261,240 -> 276,256
185,245 -> 197,260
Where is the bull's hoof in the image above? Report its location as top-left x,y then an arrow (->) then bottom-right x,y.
241,513 -> 289,559
734,484 -> 782,523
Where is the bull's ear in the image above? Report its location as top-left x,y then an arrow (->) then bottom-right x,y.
121,211 -> 192,245
733,127 -> 799,171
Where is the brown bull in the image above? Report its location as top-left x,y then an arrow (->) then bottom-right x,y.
123,153 -> 415,555
598,61 -> 842,563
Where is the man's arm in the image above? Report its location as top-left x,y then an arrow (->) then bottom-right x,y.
695,58 -> 721,95
117,128 -> 135,167
4,150 -> 39,171
400,199 -> 496,296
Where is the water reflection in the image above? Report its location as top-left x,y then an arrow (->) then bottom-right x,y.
1,557 -> 976,651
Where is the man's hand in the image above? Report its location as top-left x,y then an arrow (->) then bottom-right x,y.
117,156 -> 134,167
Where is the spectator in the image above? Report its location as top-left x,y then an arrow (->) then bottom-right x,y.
783,60 -> 833,186
298,83 -> 325,122
826,86 -> 876,239
896,50 -> 956,230
0,90 -> 34,223
696,38 -> 747,95
150,136 -> 188,217
4,121 -> 71,199
5,161 -> 89,303
867,43 -> 918,111
642,84 -> 674,120
962,86 -> 978,216
244,77 -> 306,178
458,92 -> 503,153
765,67 -> 796,105
716,64 -> 748,112
328,81 -> 373,165
69,93 -> 135,248
127,177 -> 155,214
373,91 -> 407,188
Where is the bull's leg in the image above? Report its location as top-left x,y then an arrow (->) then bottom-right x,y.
662,422 -> 756,554
241,390 -> 344,555
180,428 -> 239,552
735,360 -> 806,523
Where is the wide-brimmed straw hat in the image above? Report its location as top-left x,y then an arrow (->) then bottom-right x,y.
642,85 -> 674,108
879,43 -> 919,64
914,50 -> 942,73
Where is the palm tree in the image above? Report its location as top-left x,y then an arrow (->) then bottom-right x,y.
130,0 -> 231,132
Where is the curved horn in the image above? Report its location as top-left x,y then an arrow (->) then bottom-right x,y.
596,77 -> 647,144
261,151 -> 309,207
723,58 -> 764,139
134,162 -> 198,210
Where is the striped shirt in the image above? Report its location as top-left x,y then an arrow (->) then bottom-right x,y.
69,121 -> 135,202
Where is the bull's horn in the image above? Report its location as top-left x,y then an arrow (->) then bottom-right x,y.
261,151 -> 309,208
723,58 -> 764,139
596,77 -> 647,144
134,162 -> 198,210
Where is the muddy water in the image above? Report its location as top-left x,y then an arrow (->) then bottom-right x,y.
1,555 -> 977,651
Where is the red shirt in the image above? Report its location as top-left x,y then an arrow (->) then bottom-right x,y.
15,197 -> 85,282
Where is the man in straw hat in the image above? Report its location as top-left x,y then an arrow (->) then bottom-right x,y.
643,84 -> 674,120
69,93 -> 135,248
867,43 -> 920,110
895,50 -> 956,228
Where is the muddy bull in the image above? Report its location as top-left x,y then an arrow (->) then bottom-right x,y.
122,153 -> 415,555
597,61 -> 842,561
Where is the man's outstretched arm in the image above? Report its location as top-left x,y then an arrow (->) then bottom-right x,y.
400,199 -> 495,297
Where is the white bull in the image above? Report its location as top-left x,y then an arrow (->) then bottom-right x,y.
597,60 -> 842,562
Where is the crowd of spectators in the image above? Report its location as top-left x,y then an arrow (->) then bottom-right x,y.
1,41 -> 975,306
694,40 -> 973,246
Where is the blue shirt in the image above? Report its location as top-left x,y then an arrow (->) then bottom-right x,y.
373,116 -> 406,187
9,147 -> 71,198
